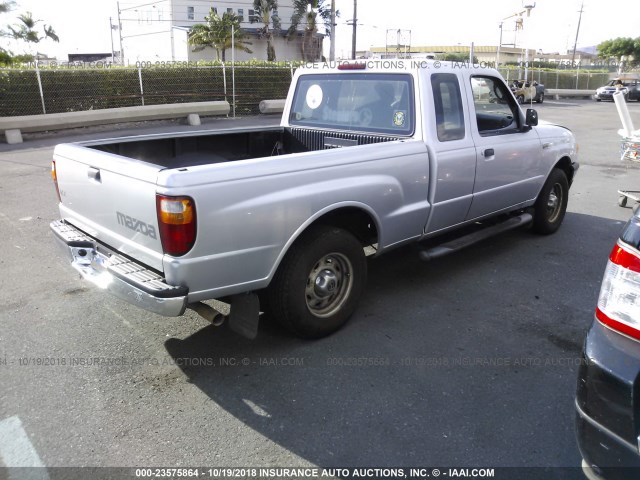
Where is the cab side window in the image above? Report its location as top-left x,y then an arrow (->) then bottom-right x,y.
431,73 -> 465,142
471,76 -> 520,136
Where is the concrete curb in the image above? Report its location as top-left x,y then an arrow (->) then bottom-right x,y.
1,101 -> 230,144
259,99 -> 286,114
546,89 -> 594,100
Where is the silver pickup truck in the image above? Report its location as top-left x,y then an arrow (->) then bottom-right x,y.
51,61 -> 578,339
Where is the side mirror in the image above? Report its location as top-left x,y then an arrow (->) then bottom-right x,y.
525,108 -> 538,127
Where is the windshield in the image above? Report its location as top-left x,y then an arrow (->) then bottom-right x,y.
289,73 -> 414,135
607,80 -> 635,87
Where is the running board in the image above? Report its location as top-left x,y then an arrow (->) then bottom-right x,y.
419,213 -> 533,261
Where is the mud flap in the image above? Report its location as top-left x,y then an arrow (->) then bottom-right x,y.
228,293 -> 260,340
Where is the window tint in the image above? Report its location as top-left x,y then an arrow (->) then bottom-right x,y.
431,73 -> 465,141
289,73 -> 414,135
471,76 -> 519,135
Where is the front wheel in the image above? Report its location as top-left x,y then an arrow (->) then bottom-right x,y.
536,92 -> 544,103
531,168 -> 569,235
517,95 -> 525,104
267,226 -> 367,339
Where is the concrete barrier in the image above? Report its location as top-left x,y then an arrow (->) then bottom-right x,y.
0,101 -> 230,144
259,99 -> 286,114
546,89 -> 594,100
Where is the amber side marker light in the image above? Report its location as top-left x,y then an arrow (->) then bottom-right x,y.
51,160 -> 61,202
156,194 -> 197,256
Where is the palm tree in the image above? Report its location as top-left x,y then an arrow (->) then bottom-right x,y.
0,1 -> 16,14
253,0 -> 280,61
7,12 -> 59,44
288,0 -> 332,61
188,8 -> 252,61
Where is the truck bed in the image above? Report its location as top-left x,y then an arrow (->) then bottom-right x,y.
87,127 -> 401,169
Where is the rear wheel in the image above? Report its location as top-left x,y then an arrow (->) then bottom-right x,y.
532,168 -> 569,235
536,92 -> 544,103
517,95 -> 525,104
267,226 -> 367,338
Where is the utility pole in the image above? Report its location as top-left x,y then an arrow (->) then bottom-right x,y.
117,1 -> 124,65
571,1 -> 584,65
109,17 -> 116,63
351,0 -> 357,60
329,0 -> 335,61
496,22 -> 503,67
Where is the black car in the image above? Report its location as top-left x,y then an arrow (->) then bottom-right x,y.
576,206 -> 640,479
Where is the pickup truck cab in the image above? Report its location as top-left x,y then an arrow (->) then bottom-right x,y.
51,60 -> 578,339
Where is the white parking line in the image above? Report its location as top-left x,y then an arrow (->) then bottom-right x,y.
0,416 -> 49,480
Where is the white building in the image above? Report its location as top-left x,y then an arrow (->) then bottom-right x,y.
117,0 -> 322,63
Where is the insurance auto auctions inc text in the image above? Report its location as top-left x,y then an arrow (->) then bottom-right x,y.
214,467 -> 496,478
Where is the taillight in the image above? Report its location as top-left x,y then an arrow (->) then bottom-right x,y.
337,62 -> 367,70
51,160 -> 61,202
156,195 -> 197,256
596,242 -> 640,341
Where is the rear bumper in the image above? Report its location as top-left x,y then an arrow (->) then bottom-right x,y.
51,220 -> 188,316
575,319 -> 640,479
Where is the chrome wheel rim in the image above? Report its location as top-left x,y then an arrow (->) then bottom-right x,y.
546,183 -> 563,223
305,253 -> 353,318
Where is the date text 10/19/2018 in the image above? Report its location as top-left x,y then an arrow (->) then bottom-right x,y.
133,467 -> 496,478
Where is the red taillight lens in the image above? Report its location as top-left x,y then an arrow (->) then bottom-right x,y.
51,160 -> 61,202
156,195 -> 197,256
596,242 -> 640,341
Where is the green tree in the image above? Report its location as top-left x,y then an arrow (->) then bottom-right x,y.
254,0 -> 280,61
597,37 -> 640,64
0,1 -> 16,64
288,0 -> 332,61
7,11 -> 59,44
188,9 -> 252,62
0,3 -> 58,64
0,1 -> 16,14
438,53 -> 479,63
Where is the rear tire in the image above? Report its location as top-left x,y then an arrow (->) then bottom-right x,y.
517,95 -> 525,104
536,92 -> 544,103
267,226 -> 367,339
532,168 -> 569,235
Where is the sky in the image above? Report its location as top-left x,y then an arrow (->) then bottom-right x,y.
1,0 -> 639,61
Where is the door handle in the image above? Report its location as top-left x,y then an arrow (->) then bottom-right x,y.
87,167 -> 101,182
483,148 -> 495,157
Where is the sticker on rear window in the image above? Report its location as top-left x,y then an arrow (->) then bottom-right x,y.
393,111 -> 406,127
306,84 -> 323,110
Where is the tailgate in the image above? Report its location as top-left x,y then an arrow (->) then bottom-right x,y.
54,143 -> 165,272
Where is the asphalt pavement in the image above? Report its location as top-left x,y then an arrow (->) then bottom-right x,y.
1,100 -> 640,478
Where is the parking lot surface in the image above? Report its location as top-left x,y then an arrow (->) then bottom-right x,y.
1,100 -> 640,476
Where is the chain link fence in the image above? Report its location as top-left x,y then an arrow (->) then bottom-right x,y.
0,63 -> 614,118
0,64 -> 296,117
499,67 -> 610,90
